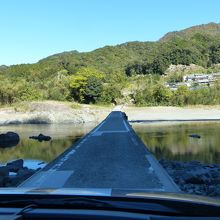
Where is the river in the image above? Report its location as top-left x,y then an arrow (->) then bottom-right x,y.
0,121 -> 220,168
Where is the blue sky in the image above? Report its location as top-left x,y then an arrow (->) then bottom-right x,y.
0,0 -> 220,65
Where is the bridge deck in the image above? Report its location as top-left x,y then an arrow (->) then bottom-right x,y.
19,111 -> 179,192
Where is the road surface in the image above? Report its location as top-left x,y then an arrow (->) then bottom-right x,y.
20,111 -> 179,193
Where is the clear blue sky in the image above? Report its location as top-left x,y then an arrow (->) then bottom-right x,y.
1,0 -> 220,65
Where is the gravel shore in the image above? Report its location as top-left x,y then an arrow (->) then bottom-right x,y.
0,101 -> 111,125
124,106 -> 220,122
1,103 -> 220,125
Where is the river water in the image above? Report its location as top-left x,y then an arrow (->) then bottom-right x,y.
0,121 -> 220,168
132,122 -> 220,164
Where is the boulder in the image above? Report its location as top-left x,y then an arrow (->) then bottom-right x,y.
12,168 -> 36,186
3,176 -> 12,187
10,176 -> 22,186
29,133 -> 51,142
189,134 -> 201,139
209,178 -> 220,185
0,132 -> 20,148
122,112 -> 128,120
6,159 -> 24,172
17,167 -> 35,177
0,177 -> 5,187
0,166 -> 9,177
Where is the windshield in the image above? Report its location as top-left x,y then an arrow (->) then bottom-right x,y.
0,0 -> 220,216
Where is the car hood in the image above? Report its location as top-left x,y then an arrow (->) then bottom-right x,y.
0,187 -> 219,206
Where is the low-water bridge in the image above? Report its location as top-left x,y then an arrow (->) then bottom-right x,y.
19,111 -> 179,194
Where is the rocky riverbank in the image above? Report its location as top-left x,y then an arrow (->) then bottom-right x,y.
0,159 -> 38,187
0,101 -> 111,125
0,157 -> 219,199
160,159 -> 220,197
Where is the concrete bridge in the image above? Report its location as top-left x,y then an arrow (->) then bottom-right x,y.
19,111 -> 179,193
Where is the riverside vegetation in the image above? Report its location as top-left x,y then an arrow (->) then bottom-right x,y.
1,23 -> 220,107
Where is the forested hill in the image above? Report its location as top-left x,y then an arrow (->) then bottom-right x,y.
0,22 -> 220,106
160,22 -> 220,42
38,22 -> 220,75
2,22 -> 220,77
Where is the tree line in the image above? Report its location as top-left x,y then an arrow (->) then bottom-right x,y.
0,66 -> 219,107
134,80 -> 220,106
0,26 -> 220,106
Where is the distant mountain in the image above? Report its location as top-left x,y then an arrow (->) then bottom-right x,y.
1,22 -> 220,78
160,22 -> 220,42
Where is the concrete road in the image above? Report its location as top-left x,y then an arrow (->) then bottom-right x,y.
20,111 -> 179,192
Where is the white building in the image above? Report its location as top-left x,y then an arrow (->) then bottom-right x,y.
183,73 -> 220,84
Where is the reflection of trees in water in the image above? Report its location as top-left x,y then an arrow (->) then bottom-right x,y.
0,135 -> 84,163
133,122 -> 220,164
0,122 -> 219,164
153,146 -> 220,164
0,124 -> 95,164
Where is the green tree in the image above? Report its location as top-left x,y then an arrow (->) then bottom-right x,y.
99,71 -> 127,104
153,83 -> 172,105
134,88 -> 154,106
172,86 -> 189,106
209,44 -> 220,65
83,77 -> 103,103
46,72 -> 70,101
99,84 -> 122,104
68,67 -> 104,103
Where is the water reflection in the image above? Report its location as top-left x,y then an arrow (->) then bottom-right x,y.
23,159 -> 46,170
0,121 -> 219,166
132,122 -> 220,164
0,123 -> 97,164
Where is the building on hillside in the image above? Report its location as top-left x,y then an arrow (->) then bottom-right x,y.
183,73 -> 220,85
213,73 -> 220,78
166,73 -> 220,90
